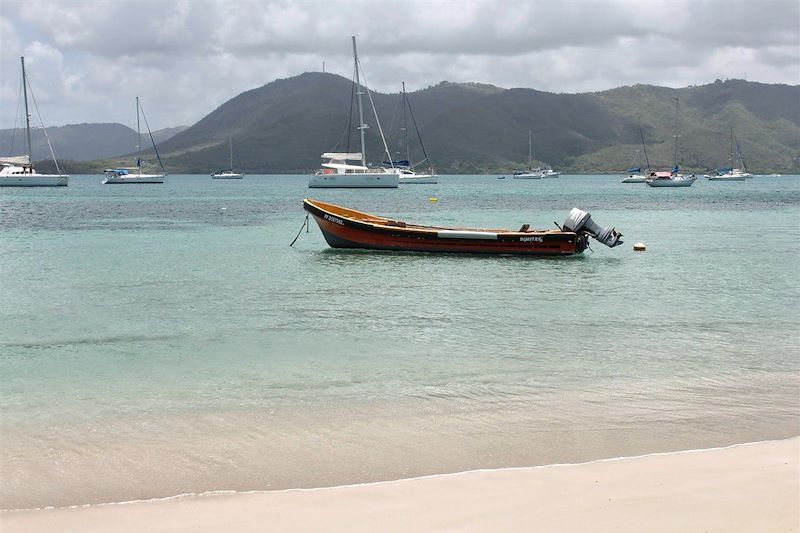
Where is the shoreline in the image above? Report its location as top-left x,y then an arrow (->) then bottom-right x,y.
3,437 -> 797,532
2,436 -> 793,513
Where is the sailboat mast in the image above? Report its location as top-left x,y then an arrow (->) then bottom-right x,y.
229,136 -> 233,171
673,97 -> 680,168
402,82 -> 409,164
136,96 -> 142,171
734,133 -> 748,172
21,57 -> 32,164
352,36 -> 367,168
729,127 -> 734,169
639,126 -> 651,171
528,130 -> 533,170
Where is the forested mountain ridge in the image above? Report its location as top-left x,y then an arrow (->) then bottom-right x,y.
32,74 -> 800,174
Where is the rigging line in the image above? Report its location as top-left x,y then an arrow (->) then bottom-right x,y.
405,88 -> 431,169
345,62 -> 356,156
386,91 -> 403,157
289,214 -> 309,247
24,76 -> 62,175
402,83 -> 408,162
356,57 -> 393,167
9,76 -> 23,155
639,126 -> 651,171
138,101 -> 165,172
733,132 -> 748,172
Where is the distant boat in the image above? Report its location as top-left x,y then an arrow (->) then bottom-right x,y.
539,168 -> 561,178
646,169 -> 697,187
103,97 -> 166,184
708,128 -> 750,181
513,130 -> 560,179
394,82 -> 437,184
303,198 -> 623,255
646,98 -> 696,188
212,137 -> 244,179
513,130 -> 540,179
620,127 -> 651,183
309,36 -> 399,189
619,169 -> 648,183
0,57 -> 69,187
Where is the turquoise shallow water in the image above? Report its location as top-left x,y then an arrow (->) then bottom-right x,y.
1,174 -> 799,508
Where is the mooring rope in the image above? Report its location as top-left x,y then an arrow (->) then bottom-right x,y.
289,214 -> 309,247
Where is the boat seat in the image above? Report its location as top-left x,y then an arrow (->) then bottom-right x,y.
385,220 -> 407,228
519,224 -> 530,232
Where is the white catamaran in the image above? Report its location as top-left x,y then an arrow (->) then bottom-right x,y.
309,36 -> 400,188
103,97 -> 166,184
212,136 -> 244,179
0,57 -> 69,187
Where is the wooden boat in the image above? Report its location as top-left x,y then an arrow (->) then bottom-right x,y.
303,199 -> 622,255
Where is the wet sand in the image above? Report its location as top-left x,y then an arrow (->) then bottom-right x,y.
3,437 -> 797,533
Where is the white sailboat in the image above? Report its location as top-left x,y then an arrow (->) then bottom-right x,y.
513,131 -> 540,179
513,130 -> 560,179
708,128 -> 750,181
395,82 -> 437,184
620,126 -> 651,183
309,36 -> 399,189
646,98 -> 696,188
212,136 -> 244,179
103,97 -> 166,184
0,57 -> 69,187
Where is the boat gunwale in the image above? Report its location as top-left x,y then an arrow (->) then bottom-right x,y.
302,199 -> 577,239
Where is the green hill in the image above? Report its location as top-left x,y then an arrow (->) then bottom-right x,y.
0,123 -> 187,163
39,74 -> 800,174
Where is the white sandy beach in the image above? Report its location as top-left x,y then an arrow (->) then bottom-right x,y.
3,437 -> 797,533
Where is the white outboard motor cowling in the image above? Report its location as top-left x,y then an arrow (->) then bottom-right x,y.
563,208 -> 623,248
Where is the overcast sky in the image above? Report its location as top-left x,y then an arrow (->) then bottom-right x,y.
1,0 -> 798,130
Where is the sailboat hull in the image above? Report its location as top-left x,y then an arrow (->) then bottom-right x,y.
309,172 -> 399,188
646,177 -> 696,187
0,175 -> 68,187
399,174 -> 437,184
619,175 -> 647,183
102,174 -> 165,184
708,175 -> 746,181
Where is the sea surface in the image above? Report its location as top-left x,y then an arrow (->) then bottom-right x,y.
1,174 -> 799,509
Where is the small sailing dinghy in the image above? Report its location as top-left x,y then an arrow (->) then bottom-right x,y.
302,199 -> 622,256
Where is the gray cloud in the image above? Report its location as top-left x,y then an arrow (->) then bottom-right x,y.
1,0 -> 798,129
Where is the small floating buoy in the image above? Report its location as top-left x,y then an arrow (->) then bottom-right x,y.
633,242 -> 646,251
428,197 -> 438,203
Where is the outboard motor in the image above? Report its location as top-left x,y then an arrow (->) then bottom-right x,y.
563,208 -> 623,248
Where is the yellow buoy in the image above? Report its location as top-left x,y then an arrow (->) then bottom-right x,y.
428,197 -> 438,202
633,242 -> 646,251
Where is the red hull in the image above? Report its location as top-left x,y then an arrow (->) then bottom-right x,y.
303,199 -> 587,256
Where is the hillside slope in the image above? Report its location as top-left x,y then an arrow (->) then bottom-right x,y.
37,75 -> 800,174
